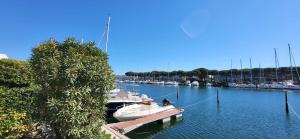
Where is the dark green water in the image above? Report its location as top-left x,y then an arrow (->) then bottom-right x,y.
110,83 -> 300,139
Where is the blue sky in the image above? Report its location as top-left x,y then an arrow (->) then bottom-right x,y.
0,0 -> 300,74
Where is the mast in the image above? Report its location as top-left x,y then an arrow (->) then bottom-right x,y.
167,63 -> 170,81
274,48 -> 279,82
105,16 -> 111,53
291,47 -> 300,81
288,43 -> 293,82
240,59 -> 243,82
262,66 -> 265,83
231,59 -> 233,83
250,58 -> 253,84
259,64 -> 262,83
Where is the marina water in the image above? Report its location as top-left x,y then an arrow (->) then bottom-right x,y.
109,83 -> 300,139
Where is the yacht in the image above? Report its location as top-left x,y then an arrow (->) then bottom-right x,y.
113,100 -> 179,121
165,81 -> 178,86
228,83 -> 238,88
245,83 -> 256,88
106,89 -> 152,114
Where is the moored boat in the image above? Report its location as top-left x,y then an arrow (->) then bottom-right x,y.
113,100 -> 176,121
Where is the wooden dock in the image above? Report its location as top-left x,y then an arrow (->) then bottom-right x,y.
106,108 -> 184,134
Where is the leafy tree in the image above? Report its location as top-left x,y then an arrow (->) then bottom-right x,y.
30,38 -> 115,138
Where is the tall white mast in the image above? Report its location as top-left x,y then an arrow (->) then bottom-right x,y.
105,16 -> 111,53
240,59 -> 243,82
274,48 -> 279,82
288,43 -> 293,82
259,64 -> 262,83
231,59 -> 233,83
250,58 -> 253,84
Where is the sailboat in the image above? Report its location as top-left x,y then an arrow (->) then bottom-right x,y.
228,59 -> 238,88
238,59 -> 247,88
284,44 -> 300,90
258,64 -> 271,89
246,58 -> 256,88
270,48 -> 285,89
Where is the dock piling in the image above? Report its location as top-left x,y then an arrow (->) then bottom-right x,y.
285,91 -> 289,113
177,86 -> 179,101
217,88 -> 220,105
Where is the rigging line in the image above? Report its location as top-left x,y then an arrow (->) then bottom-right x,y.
291,51 -> 300,81
97,31 -> 106,49
182,95 -> 216,109
288,103 -> 300,121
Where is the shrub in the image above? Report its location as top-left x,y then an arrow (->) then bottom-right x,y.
0,88 -> 29,139
0,59 -> 39,139
0,59 -> 33,88
30,38 -> 115,138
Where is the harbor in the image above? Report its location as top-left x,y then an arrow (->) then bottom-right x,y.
119,45 -> 300,91
1,1 -> 300,139
106,83 -> 300,139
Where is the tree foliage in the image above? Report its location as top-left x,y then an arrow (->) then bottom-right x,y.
0,59 -> 39,139
30,38 -> 115,138
0,59 -> 33,88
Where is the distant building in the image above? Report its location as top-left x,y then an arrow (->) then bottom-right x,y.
0,54 -> 8,59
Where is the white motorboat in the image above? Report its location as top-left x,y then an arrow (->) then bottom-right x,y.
107,89 -> 153,114
113,101 -> 176,121
283,80 -> 300,90
165,81 -> 178,86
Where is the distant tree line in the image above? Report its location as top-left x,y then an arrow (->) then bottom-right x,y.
125,66 -> 300,83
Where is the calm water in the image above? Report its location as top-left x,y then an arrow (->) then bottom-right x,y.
109,83 -> 300,139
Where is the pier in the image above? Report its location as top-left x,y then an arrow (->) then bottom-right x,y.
106,108 -> 184,135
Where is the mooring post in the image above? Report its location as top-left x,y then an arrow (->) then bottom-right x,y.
177,86 -> 179,101
217,88 -> 220,104
285,91 -> 289,113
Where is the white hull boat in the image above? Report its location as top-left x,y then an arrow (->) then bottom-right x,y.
191,81 -> 199,87
113,102 -> 175,121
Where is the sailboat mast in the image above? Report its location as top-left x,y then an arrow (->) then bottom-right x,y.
259,64 -> 262,83
231,59 -> 233,83
105,16 -> 111,53
250,58 -> 253,84
274,48 -> 279,82
288,44 -> 293,82
240,59 -> 243,82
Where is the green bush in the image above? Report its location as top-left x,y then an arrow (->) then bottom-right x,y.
0,59 -> 33,88
0,88 -> 29,139
0,86 -> 40,119
30,38 -> 115,138
0,59 -> 39,139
